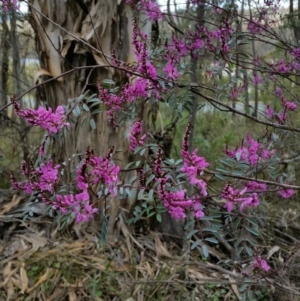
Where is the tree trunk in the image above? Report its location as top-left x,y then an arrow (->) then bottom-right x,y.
28,0 -> 153,237
0,12 -> 10,118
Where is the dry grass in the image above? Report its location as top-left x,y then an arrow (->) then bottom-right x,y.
1,191 -> 300,301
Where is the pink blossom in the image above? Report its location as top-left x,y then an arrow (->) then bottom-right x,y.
54,192 -> 98,223
222,183 -> 263,212
129,119 -> 146,152
1,0 -> 18,11
246,181 -> 267,192
278,188 -> 294,199
226,134 -> 275,166
125,0 -> 162,21
291,47 -> 300,60
285,101 -> 297,111
163,61 -> 179,81
273,60 -> 291,74
14,105 -> 70,135
247,18 -> 264,34
90,156 -> 120,197
38,161 -> 60,193
253,256 -> 270,271
158,186 -> 204,220
276,108 -> 288,124
230,84 -> 245,100
239,193 -> 260,211
11,160 -> 60,194
222,184 -> 240,212
266,105 -> 274,118
181,149 -> 209,197
252,73 -> 264,85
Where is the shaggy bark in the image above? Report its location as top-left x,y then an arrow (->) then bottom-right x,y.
28,0 -> 154,237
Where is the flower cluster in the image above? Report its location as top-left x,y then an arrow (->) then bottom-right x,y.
158,188 -> 204,220
291,47 -> 300,60
162,17 -> 234,80
11,146 -> 120,223
222,181 -> 265,212
11,160 -> 60,194
247,17 -> 267,35
132,22 -> 157,81
247,2 -> 279,35
77,147 -> 120,197
1,0 -> 18,11
129,119 -> 146,152
253,255 -> 270,272
181,123 -> 209,197
230,84 -> 245,100
226,133 -> 275,166
153,145 -> 205,220
252,73 -> 264,86
54,192 -> 98,223
271,59 -> 300,75
97,23 -> 160,127
266,87 -> 297,124
11,97 -> 70,135
278,187 -> 295,199
153,124 -> 208,220
124,0 -> 162,21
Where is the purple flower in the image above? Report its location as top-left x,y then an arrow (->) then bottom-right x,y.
163,62 -> 179,81
181,149 -> 209,197
291,47 -> 300,60
253,256 -> 270,271
54,192 -> 98,223
226,134 -> 275,166
246,181 -> 267,192
278,188 -> 294,199
252,73 -> 264,86
125,0 -> 162,21
266,105 -> 274,118
239,193 -> 260,211
38,161 -> 60,193
14,105 -> 70,135
1,0 -> 18,11
129,119 -> 146,152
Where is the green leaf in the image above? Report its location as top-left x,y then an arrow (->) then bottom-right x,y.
82,103 -> 90,111
186,229 -> 199,239
156,213 -> 162,222
247,235 -> 258,246
146,174 -> 155,186
147,211 -> 156,218
203,227 -> 218,233
125,162 -> 134,169
246,217 -> 258,227
184,220 -> 195,230
90,119 -> 96,130
245,246 -> 253,256
234,237 -> 244,248
125,188 -> 132,198
140,148 -> 146,156
191,239 -> 201,250
91,108 -> 103,115
204,237 -> 218,244
102,79 -> 115,85
246,226 -> 259,236
148,189 -> 154,201
200,216 -> 214,221
202,245 -> 209,258
138,189 -> 144,200
129,175 -> 137,184
135,206 -> 141,213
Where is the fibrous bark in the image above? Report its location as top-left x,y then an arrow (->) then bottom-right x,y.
28,0 -> 154,236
